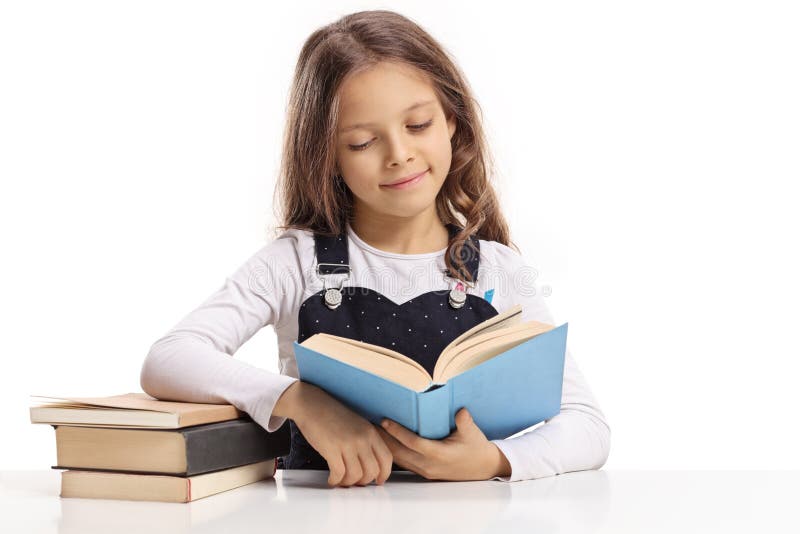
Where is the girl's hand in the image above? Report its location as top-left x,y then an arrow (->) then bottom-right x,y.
377,408 -> 511,481
291,383 -> 394,487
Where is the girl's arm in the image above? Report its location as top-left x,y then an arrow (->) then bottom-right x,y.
487,245 -> 611,481
139,235 -> 303,432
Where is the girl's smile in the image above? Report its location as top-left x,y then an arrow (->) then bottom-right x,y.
380,168 -> 429,190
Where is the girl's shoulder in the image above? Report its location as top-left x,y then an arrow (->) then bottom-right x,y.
265,226 -> 316,260
476,238 -> 531,294
236,227 -> 317,292
477,238 -> 528,274
477,238 -> 555,324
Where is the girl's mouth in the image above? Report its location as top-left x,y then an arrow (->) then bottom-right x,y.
380,169 -> 429,190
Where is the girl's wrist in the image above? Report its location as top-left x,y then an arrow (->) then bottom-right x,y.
273,380 -> 311,422
488,443 -> 512,478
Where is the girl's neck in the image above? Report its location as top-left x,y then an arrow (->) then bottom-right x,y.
349,207 -> 449,255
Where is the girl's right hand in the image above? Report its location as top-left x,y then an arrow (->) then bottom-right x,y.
291,382 -> 394,487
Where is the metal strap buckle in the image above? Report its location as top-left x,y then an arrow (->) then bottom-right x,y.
441,268 -> 476,290
317,263 -> 352,277
317,263 -> 350,310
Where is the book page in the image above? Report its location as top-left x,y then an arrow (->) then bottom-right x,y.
28,393 -> 239,415
300,335 -> 433,391
432,304 -> 524,378
433,321 -> 556,382
440,304 -> 523,355
437,326 -> 555,382
310,334 -> 430,376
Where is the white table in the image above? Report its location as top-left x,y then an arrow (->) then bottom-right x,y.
1,469 -> 797,533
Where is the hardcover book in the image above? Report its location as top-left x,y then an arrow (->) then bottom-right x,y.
293,304 -> 568,440
50,418 -> 291,476
60,460 -> 276,503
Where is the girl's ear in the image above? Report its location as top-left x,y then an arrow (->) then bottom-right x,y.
447,113 -> 456,140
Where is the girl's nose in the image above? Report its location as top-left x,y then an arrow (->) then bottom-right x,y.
384,131 -> 415,166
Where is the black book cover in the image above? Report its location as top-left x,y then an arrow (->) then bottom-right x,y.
51,416 -> 291,477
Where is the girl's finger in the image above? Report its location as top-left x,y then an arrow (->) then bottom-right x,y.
377,425 -> 427,471
339,449 -> 363,487
372,440 -> 393,485
326,452 -> 346,487
356,449 -> 380,486
382,420 -> 431,455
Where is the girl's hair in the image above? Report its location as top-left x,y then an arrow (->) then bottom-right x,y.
272,9 -> 518,285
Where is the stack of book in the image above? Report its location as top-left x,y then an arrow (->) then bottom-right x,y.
29,392 -> 290,503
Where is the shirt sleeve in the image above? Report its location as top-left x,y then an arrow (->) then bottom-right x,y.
139,233 -> 303,433
485,243 -> 611,482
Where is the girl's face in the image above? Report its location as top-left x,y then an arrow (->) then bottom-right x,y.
335,61 -> 456,220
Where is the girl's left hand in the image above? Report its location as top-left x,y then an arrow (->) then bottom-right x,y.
376,408 -> 510,481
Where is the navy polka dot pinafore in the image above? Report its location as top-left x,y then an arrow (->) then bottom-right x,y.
276,223 -> 499,470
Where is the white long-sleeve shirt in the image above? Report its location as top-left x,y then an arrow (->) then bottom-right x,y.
139,222 -> 610,482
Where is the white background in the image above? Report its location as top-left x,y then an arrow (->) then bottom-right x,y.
1,1 -> 798,470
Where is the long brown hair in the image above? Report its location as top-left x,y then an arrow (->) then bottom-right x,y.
272,9 -> 519,284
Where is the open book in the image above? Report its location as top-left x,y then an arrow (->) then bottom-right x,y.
29,393 -> 244,429
293,304 -> 568,440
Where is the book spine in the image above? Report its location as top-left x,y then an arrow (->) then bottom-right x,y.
183,419 -> 291,476
416,382 -> 452,440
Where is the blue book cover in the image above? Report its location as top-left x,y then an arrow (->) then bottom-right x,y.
292,315 -> 568,441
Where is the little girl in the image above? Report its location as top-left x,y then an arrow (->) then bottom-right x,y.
140,9 -> 610,487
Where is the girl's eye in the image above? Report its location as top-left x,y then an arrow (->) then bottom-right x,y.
408,119 -> 433,131
348,119 -> 434,151
349,140 -> 371,152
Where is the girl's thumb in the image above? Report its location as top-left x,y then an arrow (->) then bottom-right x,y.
456,408 -> 473,429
